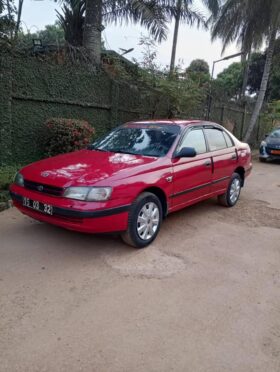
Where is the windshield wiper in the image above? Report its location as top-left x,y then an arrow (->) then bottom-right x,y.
112,149 -> 137,155
89,145 -> 137,155
88,145 -> 108,152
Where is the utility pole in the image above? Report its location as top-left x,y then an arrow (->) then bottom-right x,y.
206,52 -> 244,120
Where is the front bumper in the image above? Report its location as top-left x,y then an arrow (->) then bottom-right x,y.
259,146 -> 280,160
10,185 -> 130,234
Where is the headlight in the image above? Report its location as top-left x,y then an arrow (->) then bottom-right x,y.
87,187 -> 112,201
15,172 -> 24,187
261,141 -> 267,147
63,187 -> 112,201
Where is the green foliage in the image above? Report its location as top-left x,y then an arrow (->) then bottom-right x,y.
102,0 -> 168,43
268,39 -> 280,101
0,47 -> 203,166
0,165 -> 21,190
17,24 -> 65,48
0,0 -> 15,41
211,0 -> 280,53
210,39 -> 280,101
0,163 -> 17,208
156,75 -> 206,118
44,118 -> 95,157
2,52 -> 113,164
186,59 -> 210,87
0,190 -> 9,203
137,35 -> 159,73
261,101 -> 280,128
210,0 -> 280,140
247,52 -> 265,94
213,62 -> 243,100
134,35 -> 207,117
187,59 -> 210,75
56,0 -> 85,46
245,40 -> 280,100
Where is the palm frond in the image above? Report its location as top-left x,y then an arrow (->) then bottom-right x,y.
103,0 -> 169,42
211,0 -> 280,54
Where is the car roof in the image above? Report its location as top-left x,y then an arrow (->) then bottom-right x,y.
126,119 -> 219,128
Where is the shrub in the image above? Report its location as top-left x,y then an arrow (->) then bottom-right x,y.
0,165 -> 21,190
44,118 -> 95,157
0,165 -> 22,210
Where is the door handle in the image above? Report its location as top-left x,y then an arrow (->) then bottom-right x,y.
231,154 -> 237,160
204,160 -> 211,167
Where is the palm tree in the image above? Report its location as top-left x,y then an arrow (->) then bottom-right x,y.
211,0 -> 280,141
0,0 -> 15,39
83,0 -> 219,69
164,0 -> 220,74
211,0 -> 254,99
56,0 -> 85,46
244,0 -> 279,141
14,0 -> 24,38
83,0 -> 168,65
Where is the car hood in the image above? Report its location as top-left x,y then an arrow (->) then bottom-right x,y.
21,150 -> 160,187
266,137 -> 280,146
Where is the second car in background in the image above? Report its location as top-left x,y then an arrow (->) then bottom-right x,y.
259,128 -> 280,162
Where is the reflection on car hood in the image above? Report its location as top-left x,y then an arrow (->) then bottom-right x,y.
267,137 -> 280,146
21,150 -> 160,187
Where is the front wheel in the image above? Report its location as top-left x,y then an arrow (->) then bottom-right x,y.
218,173 -> 242,207
121,192 -> 163,248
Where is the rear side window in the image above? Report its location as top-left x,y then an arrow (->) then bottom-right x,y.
178,129 -> 207,154
204,128 -> 227,151
223,131 -> 234,147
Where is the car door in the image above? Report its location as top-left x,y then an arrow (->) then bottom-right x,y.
203,126 -> 238,194
171,127 -> 213,210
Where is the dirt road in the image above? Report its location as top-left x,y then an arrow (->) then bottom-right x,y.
0,161 -> 280,372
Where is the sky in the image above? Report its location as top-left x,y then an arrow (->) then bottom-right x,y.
21,0 -> 241,76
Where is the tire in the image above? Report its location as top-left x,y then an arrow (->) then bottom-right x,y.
259,157 -> 267,163
121,192 -> 163,248
218,173 -> 242,207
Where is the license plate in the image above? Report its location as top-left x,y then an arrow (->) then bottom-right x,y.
23,197 -> 53,215
271,150 -> 280,155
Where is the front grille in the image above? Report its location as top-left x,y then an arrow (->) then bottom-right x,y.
267,145 -> 280,150
24,179 -> 64,196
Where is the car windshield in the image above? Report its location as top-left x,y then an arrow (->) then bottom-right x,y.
269,129 -> 280,138
91,124 -> 180,157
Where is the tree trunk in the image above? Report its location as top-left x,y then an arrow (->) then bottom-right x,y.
241,49 -> 251,100
14,0 -> 24,39
6,0 -> 12,21
83,0 -> 102,65
6,0 -> 13,38
244,28 -> 277,142
169,0 -> 182,74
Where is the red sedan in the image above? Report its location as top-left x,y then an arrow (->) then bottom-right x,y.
10,120 -> 252,248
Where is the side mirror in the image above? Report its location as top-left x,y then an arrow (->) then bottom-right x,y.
176,147 -> 197,158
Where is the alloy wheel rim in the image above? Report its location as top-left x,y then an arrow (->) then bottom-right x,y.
229,178 -> 241,204
137,202 -> 160,240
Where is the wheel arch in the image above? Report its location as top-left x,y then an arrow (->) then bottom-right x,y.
140,186 -> 168,217
234,166 -> 245,187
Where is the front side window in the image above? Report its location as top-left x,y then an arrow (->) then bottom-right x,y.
178,129 -> 207,154
91,124 -> 180,157
204,128 -> 227,151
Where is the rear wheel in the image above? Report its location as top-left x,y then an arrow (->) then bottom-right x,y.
121,192 -> 162,248
218,173 -> 242,207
